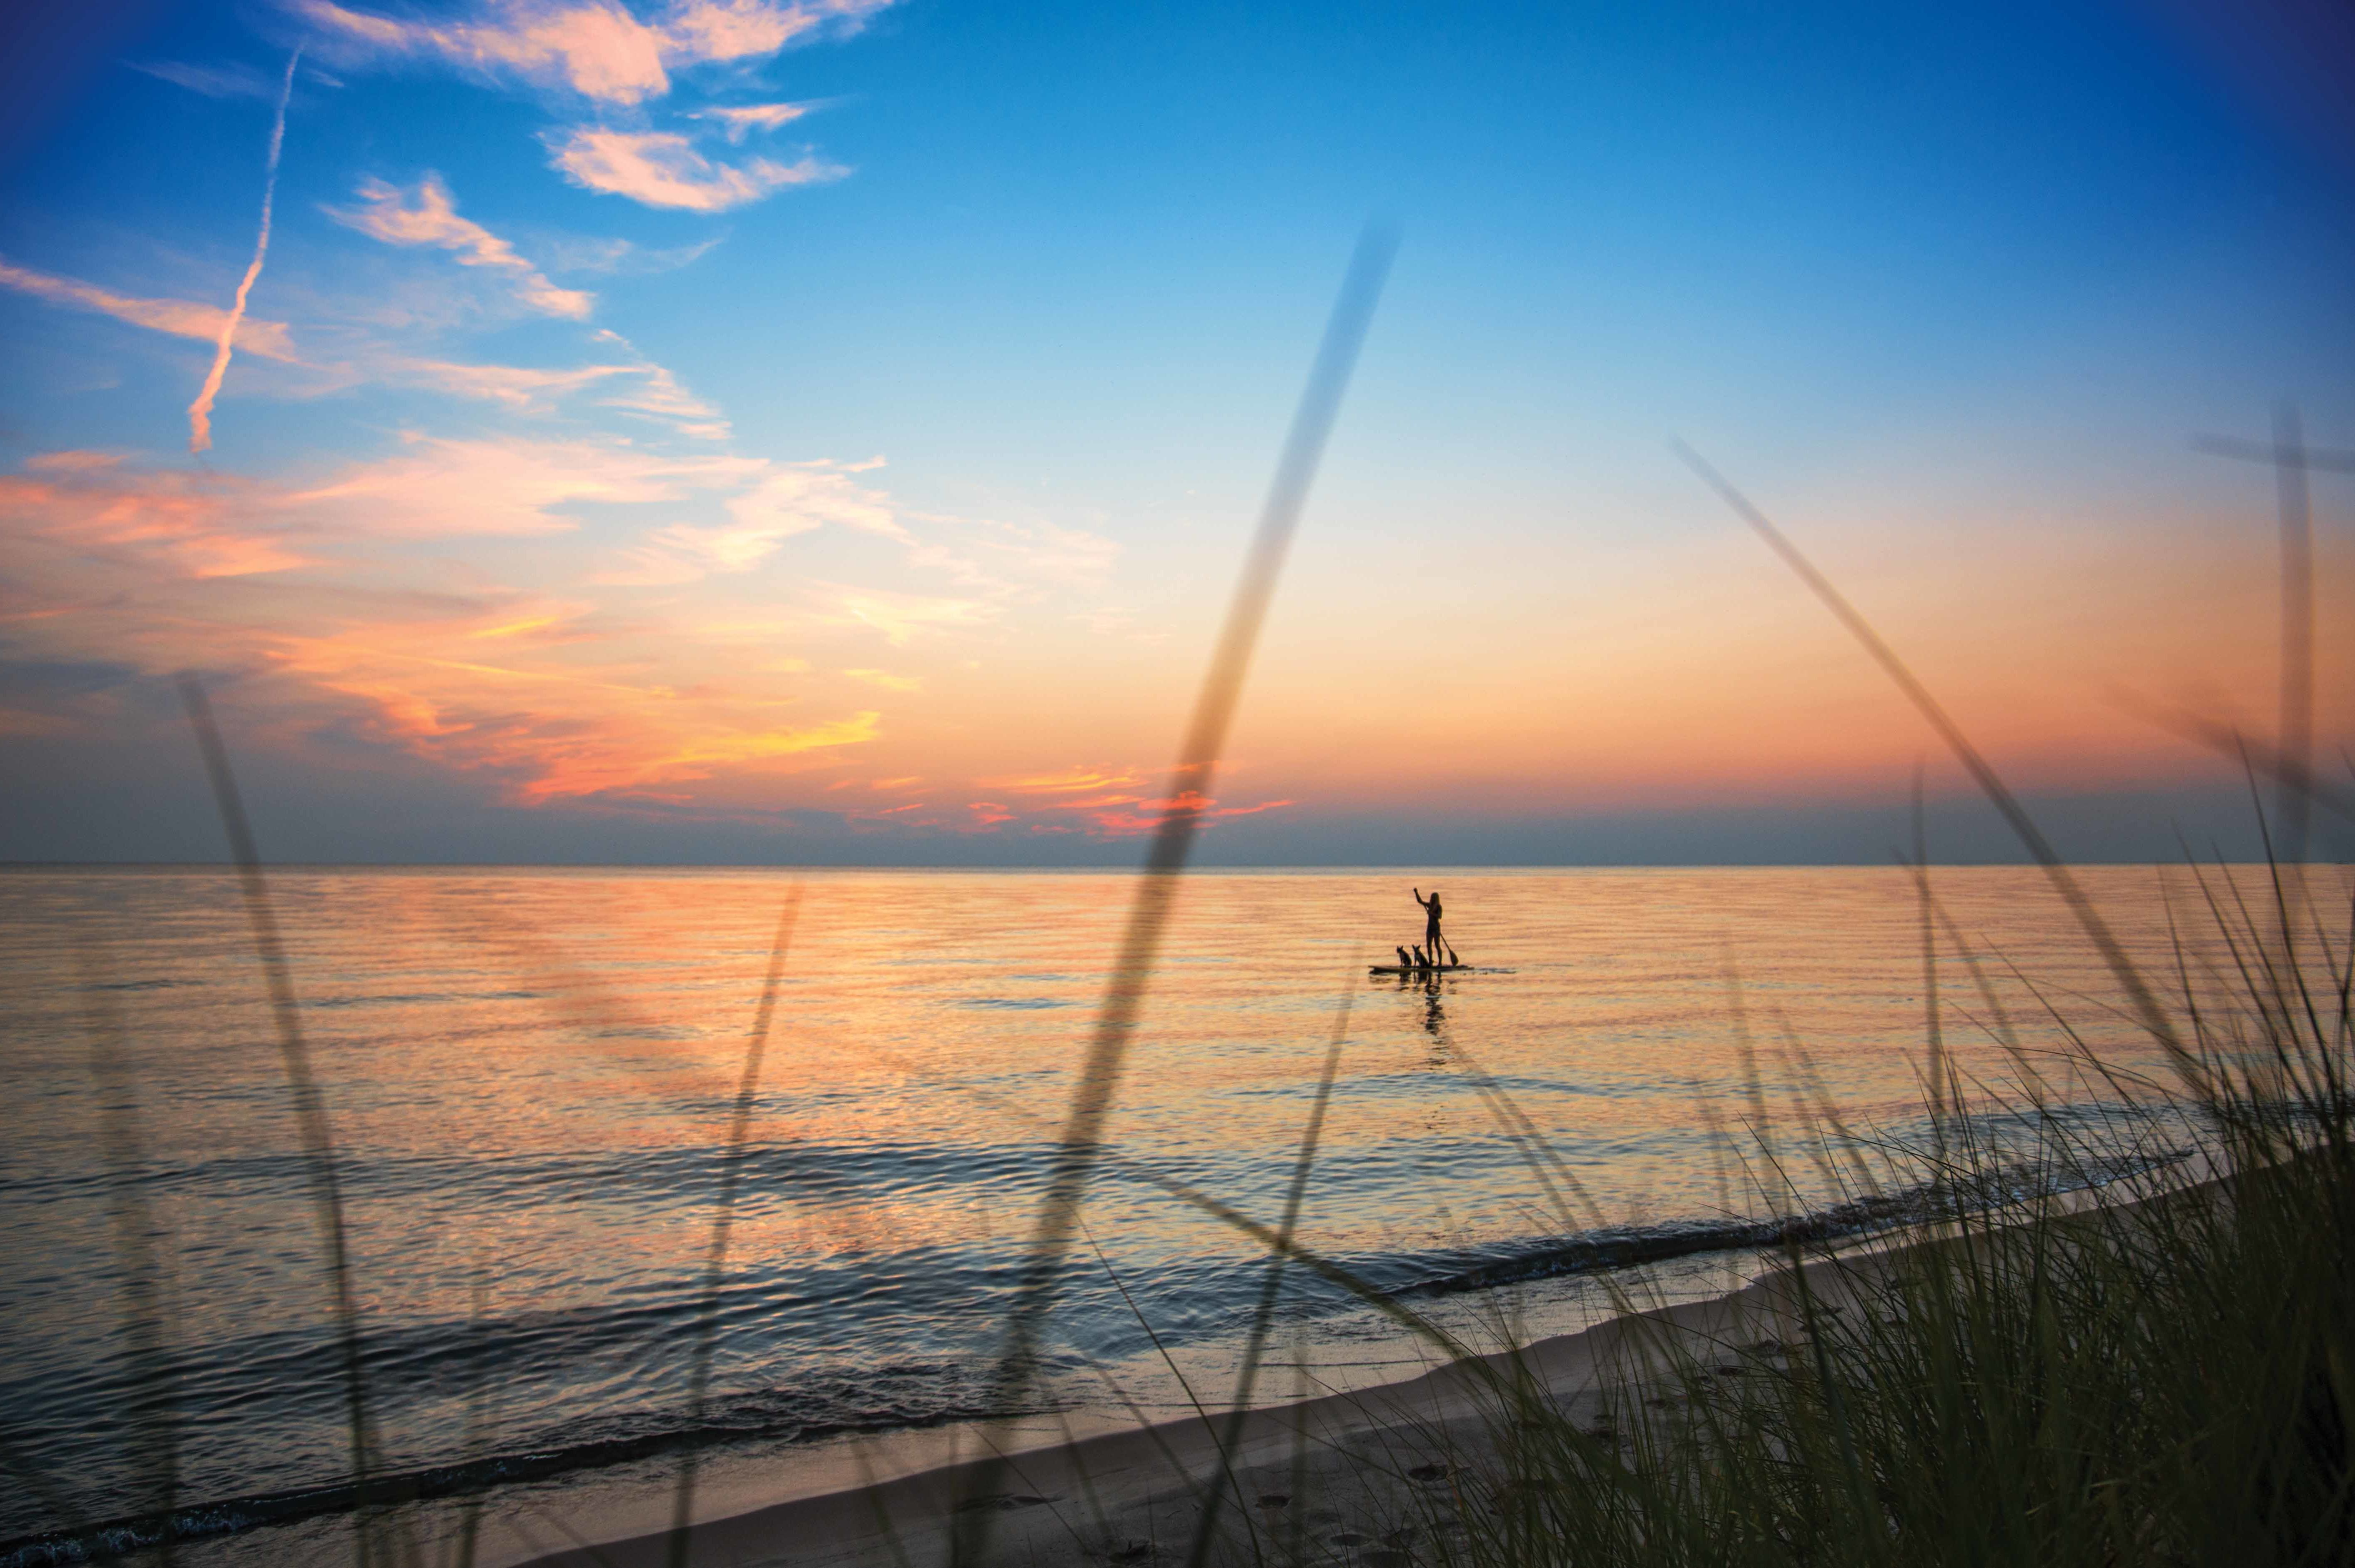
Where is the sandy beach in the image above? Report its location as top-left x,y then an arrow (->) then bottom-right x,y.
498,1250 -> 1880,1568
501,1154 -> 2233,1568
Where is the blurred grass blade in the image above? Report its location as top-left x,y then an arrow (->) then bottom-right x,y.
177,672 -> 376,1565
2270,402 -> 2315,874
961,223 -> 1397,1550
1671,441 -> 2186,1069
1186,977 -> 1356,1568
79,951 -> 180,1567
667,888 -> 803,1567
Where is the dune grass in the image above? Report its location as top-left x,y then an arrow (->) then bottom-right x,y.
1364,852 -> 2352,1568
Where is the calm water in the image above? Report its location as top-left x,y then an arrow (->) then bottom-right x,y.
0,865 -> 2268,1560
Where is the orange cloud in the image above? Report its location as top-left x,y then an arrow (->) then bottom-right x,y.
1,453 -> 311,578
0,443 -> 910,809
1076,791 -> 1297,837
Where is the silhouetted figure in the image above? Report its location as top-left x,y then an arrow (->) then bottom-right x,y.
1396,945 -> 1415,970
1413,887 -> 1444,962
1412,944 -> 1431,969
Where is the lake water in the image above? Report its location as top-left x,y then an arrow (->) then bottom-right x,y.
0,864 -> 2276,1562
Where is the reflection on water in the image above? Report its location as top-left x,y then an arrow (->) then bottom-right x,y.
0,865 -> 2286,1555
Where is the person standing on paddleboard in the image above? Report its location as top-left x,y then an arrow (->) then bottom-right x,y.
1413,887 -> 1444,962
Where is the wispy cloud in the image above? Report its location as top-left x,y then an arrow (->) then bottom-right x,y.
296,0 -> 894,105
129,59 -> 285,100
546,127 -> 843,210
980,766 -> 1147,795
687,100 -> 813,141
597,459 -> 893,581
188,49 -> 301,454
0,252 -> 721,438
0,258 -> 298,361
381,356 -> 635,408
326,173 -> 594,318
1073,792 -> 1295,837
900,511 -> 1121,591
821,584 -> 999,646
289,432 -> 761,536
298,0 -> 671,103
586,341 -> 730,438
537,232 -> 724,275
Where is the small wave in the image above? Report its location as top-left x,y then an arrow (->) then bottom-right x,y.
954,998 -> 1070,1011
0,1380 -> 1023,1567
306,992 -> 464,1010
1370,1145 -> 2188,1300
1374,1191 -> 1935,1298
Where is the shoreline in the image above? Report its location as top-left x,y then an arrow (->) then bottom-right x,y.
493,1253 -> 1866,1568
0,1157 -> 2210,1568
502,1153 -> 2224,1568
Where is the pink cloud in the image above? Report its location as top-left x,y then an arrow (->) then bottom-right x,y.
588,349 -> 730,438
299,0 -> 895,105
298,0 -> 672,103
327,174 -> 594,318
288,433 -> 761,537
381,357 -> 640,411
0,257 -> 298,361
687,100 -> 813,141
545,127 -> 843,210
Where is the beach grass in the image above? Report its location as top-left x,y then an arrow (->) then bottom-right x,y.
1369,853 -> 2354,1568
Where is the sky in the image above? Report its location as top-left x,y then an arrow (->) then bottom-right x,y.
1,0 -> 2350,866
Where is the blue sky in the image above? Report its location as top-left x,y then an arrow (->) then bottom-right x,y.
1,0 -> 2349,864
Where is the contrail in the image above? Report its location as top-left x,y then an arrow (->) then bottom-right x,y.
188,48 -> 299,456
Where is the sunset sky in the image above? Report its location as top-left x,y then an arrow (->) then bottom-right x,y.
2,0 -> 2350,864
